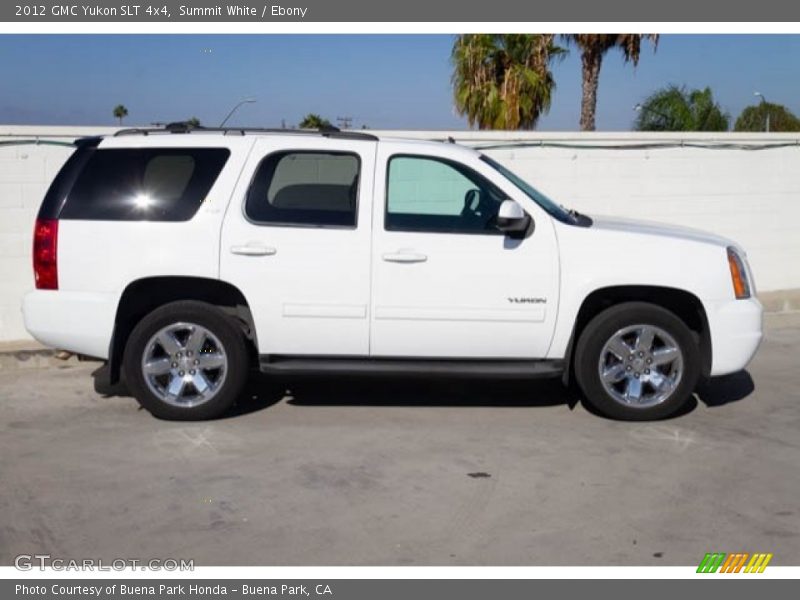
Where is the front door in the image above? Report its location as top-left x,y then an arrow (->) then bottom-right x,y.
369,144 -> 559,358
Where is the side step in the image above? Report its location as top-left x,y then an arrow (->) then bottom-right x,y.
259,356 -> 564,379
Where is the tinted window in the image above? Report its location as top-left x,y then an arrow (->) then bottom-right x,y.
246,151 -> 360,227
37,145 -> 95,220
60,148 -> 230,221
386,156 -> 507,234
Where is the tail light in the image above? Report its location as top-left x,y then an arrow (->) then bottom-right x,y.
33,218 -> 58,290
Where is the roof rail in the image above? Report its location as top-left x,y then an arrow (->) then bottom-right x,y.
113,122 -> 378,141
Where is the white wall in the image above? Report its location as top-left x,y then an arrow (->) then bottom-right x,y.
1,126 -> 798,342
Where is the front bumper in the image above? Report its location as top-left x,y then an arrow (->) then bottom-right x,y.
705,296 -> 763,376
22,290 -> 118,359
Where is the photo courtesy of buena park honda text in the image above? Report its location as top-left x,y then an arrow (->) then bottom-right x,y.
0,0 -> 799,597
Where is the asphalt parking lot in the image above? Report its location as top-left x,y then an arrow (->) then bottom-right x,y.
1,314 -> 799,567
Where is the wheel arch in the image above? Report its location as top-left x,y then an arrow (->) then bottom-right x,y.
562,285 -> 711,386
108,276 -> 257,384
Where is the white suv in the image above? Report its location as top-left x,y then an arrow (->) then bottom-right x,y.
22,125 -> 763,421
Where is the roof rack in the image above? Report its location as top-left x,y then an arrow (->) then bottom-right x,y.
113,122 -> 378,141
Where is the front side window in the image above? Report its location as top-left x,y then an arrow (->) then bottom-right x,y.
61,148 -> 230,221
386,155 -> 507,234
246,151 -> 360,227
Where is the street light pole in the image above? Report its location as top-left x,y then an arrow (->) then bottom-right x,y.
754,92 -> 770,133
220,97 -> 257,127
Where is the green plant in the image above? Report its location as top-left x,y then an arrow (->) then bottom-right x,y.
451,34 -> 565,130
634,85 -> 730,131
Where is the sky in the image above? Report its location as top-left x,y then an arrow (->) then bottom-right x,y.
0,34 -> 798,131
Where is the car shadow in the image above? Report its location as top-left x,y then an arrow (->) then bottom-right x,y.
578,370 -> 755,420
91,365 -> 755,419
91,365 -> 287,419
695,370 -> 755,408
281,375 -> 575,409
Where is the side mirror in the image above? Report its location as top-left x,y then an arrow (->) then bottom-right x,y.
495,199 -> 531,238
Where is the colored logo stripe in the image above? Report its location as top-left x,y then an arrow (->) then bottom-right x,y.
720,553 -> 748,573
697,552 -> 772,573
745,553 -> 773,573
697,553 -> 726,573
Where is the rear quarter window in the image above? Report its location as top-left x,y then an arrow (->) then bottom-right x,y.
58,148 -> 230,221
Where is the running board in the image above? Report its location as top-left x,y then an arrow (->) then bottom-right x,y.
259,356 -> 564,379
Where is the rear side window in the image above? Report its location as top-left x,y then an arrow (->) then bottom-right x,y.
245,151 -> 360,227
59,148 -> 230,221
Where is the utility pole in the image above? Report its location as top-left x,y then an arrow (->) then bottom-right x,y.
336,116 -> 353,130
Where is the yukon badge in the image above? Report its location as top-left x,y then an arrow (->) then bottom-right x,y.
508,297 -> 547,304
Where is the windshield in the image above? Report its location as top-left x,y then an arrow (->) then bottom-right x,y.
480,155 -> 576,225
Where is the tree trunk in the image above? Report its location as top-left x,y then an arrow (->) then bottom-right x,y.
580,51 -> 602,131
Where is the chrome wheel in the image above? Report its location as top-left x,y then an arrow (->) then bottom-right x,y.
141,322 -> 228,408
598,324 -> 683,409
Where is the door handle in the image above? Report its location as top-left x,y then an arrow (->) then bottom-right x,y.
382,251 -> 428,263
230,245 -> 277,256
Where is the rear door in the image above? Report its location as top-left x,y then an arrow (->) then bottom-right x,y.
220,136 -> 377,356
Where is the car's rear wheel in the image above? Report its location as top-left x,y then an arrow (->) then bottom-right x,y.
123,301 -> 249,420
574,302 -> 700,420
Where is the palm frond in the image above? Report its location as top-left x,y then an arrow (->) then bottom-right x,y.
451,34 -> 563,130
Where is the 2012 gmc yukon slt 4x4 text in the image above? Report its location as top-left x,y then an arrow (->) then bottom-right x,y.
22,126 -> 763,421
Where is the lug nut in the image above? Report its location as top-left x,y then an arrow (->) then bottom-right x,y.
646,358 -> 652,364
171,362 -> 178,368
190,369 -> 196,375
638,351 -> 644,357
178,370 -> 185,376
645,369 -> 650,374
194,359 -> 199,365
187,351 -> 193,357
176,352 -> 182,358
634,372 -> 640,378
626,365 -> 632,371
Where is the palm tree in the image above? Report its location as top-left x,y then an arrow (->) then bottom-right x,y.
634,85 -> 729,131
186,117 -> 201,128
563,34 -> 659,131
112,104 -> 128,126
299,113 -> 333,129
734,102 -> 800,132
451,34 -> 565,130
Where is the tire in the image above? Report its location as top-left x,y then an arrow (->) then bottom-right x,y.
123,300 -> 250,420
574,302 -> 700,421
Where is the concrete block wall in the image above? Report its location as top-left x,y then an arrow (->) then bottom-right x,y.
1,126 -> 798,342
0,127 -> 96,341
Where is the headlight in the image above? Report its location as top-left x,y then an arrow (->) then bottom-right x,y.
727,246 -> 752,299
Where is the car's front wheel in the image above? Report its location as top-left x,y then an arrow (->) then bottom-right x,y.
123,301 -> 249,420
574,302 -> 700,421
